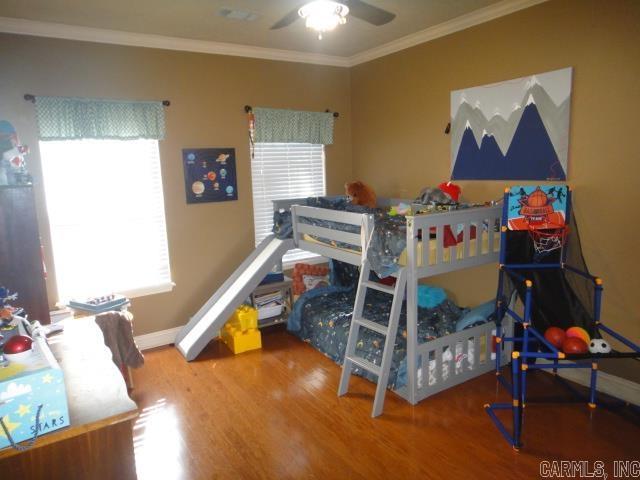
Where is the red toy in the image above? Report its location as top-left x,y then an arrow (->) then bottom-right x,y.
562,336 -> 589,355
544,326 -> 566,349
3,335 -> 32,354
2,334 -> 33,362
438,181 -> 461,202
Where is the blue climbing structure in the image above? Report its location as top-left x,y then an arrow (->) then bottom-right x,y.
485,185 -> 640,450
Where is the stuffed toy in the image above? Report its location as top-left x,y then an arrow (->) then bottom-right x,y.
415,181 -> 461,206
345,180 -> 377,208
415,187 -> 454,206
438,181 -> 461,202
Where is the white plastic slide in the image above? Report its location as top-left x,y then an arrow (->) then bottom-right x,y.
175,235 -> 294,360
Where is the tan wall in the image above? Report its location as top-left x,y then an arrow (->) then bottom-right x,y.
351,0 -> 640,357
0,34 -> 352,335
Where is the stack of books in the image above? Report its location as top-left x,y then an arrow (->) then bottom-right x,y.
253,290 -> 284,322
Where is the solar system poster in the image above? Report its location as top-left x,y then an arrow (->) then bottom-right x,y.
182,148 -> 238,204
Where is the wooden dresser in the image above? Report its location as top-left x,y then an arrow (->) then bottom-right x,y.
0,318 -> 139,479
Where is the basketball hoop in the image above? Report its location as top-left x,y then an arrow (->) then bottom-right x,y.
528,223 -> 569,256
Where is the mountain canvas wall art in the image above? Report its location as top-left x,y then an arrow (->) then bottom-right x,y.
450,67 -> 572,180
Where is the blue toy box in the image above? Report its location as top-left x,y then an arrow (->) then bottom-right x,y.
0,333 -> 70,450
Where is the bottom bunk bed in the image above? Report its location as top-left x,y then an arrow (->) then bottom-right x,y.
288,260 -> 513,403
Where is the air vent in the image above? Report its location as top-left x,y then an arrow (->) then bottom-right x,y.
218,8 -> 260,22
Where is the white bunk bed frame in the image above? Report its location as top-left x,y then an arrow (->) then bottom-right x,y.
273,196 -> 512,406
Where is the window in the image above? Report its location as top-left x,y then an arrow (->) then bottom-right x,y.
40,138 -> 172,301
251,142 -> 326,264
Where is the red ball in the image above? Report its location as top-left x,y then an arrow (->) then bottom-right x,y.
3,335 -> 32,354
562,337 -> 589,355
544,327 -> 566,349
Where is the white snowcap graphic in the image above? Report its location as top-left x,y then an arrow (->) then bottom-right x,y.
465,119 -> 472,130
482,129 -> 492,138
525,75 -> 540,90
526,93 -> 536,106
0,382 -> 32,401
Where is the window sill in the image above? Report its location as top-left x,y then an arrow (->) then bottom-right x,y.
56,281 -> 175,307
121,281 -> 176,299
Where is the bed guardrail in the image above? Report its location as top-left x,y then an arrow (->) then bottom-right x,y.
273,198 -> 501,275
408,206 -> 502,278
290,204 -> 373,267
395,317 -> 513,402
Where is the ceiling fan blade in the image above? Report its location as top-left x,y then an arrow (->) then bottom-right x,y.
270,6 -> 302,30
344,0 -> 396,26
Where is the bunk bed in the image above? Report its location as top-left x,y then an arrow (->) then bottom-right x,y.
175,194 -> 513,414
272,196 -> 513,408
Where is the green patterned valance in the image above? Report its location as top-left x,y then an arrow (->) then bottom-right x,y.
253,107 -> 334,145
35,96 -> 165,140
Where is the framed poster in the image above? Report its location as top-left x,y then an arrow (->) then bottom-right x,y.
451,67 -> 572,180
182,148 -> 238,204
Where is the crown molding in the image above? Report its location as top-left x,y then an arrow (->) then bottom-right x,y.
346,0 -> 550,66
0,16 -> 351,67
0,0 -> 549,68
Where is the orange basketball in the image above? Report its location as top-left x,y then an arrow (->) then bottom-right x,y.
566,326 -> 590,344
528,188 -> 548,207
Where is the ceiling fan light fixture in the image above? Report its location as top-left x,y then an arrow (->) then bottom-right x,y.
298,1 -> 349,39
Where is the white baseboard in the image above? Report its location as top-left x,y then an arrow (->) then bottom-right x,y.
539,360 -> 640,406
135,326 -> 183,351
135,325 -> 221,351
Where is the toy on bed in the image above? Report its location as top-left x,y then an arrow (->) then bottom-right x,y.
345,180 -> 377,208
415,181 -> 461,208
389,202 -> 412,216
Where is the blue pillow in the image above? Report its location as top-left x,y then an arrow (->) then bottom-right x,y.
455,300 -> 496,332
417,285 -> 447,309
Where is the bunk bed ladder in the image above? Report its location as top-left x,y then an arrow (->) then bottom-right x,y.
338,260 -> 407,417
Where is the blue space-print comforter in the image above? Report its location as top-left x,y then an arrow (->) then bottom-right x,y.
287,260 -> 466,389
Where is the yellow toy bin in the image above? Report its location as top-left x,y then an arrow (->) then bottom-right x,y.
220,326 -> 262,354
227,305 -> 258,331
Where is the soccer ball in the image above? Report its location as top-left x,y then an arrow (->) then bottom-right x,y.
588,339 -> 611,354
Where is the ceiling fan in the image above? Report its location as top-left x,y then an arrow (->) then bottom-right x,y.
271,0 -> 396,39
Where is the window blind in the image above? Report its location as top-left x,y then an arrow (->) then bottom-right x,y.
40,138 -> 173,301
251,142 -> 326,263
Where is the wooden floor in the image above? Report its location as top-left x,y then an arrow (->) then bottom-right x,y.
131,329 -> 639,480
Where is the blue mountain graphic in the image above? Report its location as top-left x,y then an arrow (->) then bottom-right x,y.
452,102 -> 566,180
